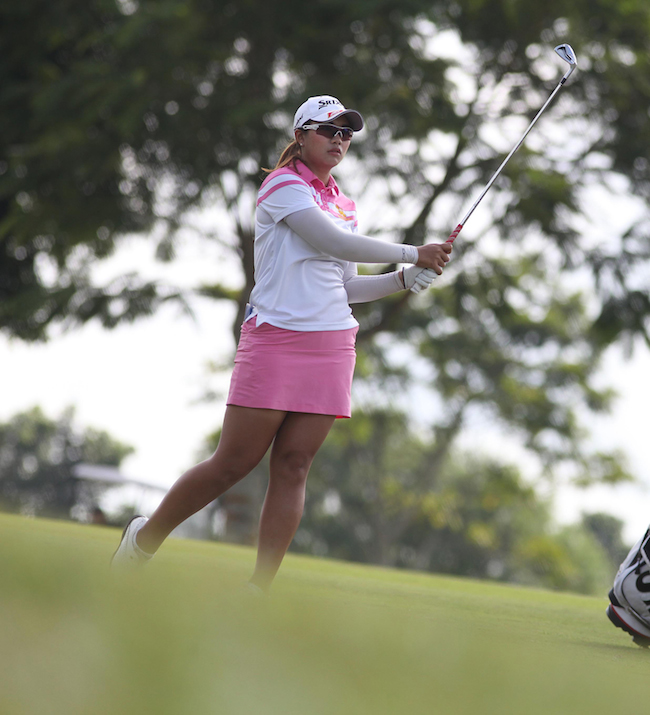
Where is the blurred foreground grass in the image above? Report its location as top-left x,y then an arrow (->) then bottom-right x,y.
0,512 -> 646,715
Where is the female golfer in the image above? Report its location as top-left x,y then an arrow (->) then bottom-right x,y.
112,95 -> 452,593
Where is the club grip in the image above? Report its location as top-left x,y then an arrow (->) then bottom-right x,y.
410,223 -> 463,293
447,223 -> 463,243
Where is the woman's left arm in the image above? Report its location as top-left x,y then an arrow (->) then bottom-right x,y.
343,265 -> 437,303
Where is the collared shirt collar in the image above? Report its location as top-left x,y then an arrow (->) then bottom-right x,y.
293,159 -> 339,198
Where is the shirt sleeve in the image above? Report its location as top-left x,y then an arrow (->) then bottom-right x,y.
284,207 -> 420,265
257,178 -> 316,224
344,270 -> 405,303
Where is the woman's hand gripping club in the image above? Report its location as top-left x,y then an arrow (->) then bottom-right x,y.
406,240 -> 453,293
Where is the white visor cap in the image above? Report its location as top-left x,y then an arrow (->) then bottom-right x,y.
293,95 -> 364,132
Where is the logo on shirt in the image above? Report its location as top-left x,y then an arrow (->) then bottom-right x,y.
335,205 -> 355,222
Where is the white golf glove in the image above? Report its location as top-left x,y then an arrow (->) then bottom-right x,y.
401,266 -> 438,293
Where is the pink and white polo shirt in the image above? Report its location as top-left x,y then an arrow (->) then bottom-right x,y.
249,160 -> 360,332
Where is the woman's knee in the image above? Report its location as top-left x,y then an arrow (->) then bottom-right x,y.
204,451 -> 258,489
270,449 -> 313,487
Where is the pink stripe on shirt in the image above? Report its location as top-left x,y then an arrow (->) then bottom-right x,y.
257,178 -> 310,206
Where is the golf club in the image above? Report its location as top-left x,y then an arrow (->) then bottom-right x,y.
411,43 -> 578,293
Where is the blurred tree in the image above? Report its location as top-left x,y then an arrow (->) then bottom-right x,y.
0,406 -> 134,519
3,0 -> 649,485
581,511 -> 630,571
512,524 -> 612,595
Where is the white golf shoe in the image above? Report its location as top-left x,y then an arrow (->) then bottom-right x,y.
110,515 -> 153,570
606,527 -> 650,647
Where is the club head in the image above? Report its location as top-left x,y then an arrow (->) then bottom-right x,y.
555,43 -> 577,67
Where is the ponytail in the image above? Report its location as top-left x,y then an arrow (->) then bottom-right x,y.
262,138 -> 302,174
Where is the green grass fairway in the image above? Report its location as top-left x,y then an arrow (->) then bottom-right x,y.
0,513 -> 646,715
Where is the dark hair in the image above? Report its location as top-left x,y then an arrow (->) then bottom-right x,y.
262,137 -> 302,174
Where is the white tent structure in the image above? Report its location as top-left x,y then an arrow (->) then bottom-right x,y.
72,463 -> 215,540
72,463 -> 167,492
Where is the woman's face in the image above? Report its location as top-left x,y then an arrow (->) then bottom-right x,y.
296,116 -> 353,179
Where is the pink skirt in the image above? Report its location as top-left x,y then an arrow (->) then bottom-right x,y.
227,318 -> 358,418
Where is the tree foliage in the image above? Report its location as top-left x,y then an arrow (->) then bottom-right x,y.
0,406 -> 134,519
581,511 -> 630,567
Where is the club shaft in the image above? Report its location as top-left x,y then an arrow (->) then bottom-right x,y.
459,71 -> 572,228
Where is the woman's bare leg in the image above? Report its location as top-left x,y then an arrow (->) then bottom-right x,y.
136,405 -> 287,555
249,412 -> 336,591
